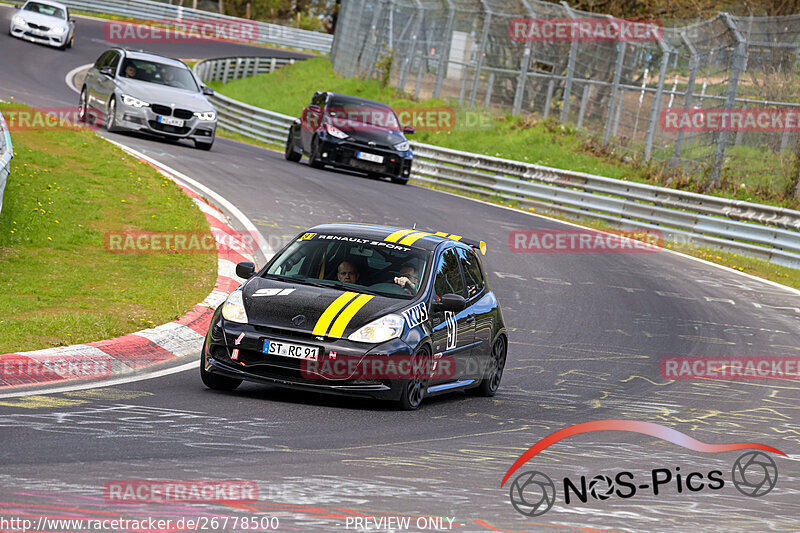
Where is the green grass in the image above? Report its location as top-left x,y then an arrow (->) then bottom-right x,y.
0,103 -> 216,353
207,57 -> 800,208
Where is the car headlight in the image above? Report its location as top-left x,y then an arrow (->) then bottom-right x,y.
393,141 -> 410,152
120,94 -> 150,108
348,314 -> 404,344
12,15 -> 25,25
193,111 -> 216,121
221,290 -> 248,324
323,122 -> 349,140
51,26 -> 66,35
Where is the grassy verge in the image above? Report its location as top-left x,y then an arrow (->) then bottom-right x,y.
207,57 -> 800,208
0,103 -> 216,353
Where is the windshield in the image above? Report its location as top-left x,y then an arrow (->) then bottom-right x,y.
326,99 -> 400,130
266,234 -> 430,299
23,1 -> 66,18
119,59 -> 199,91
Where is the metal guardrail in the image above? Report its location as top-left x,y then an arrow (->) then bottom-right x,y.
0,111 -> 13,217
194,57 -> 800,269
60,0 -> 332,53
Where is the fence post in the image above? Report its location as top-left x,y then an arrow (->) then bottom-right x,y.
484,72 -> 495,108
671,31 -> 698,166
359,0 -> 385,77
512,0 -> 536,116
644,32 -> 671,161
433,2 -> 455,98
398,2 -> 422,89
544,79 -> 555,119
468,3 -> 492,108
709,13 -> 746,186
603,40 -> 626,145
560,1 -> 578,122
577,84 -> 589,128
612,87 -> 624,137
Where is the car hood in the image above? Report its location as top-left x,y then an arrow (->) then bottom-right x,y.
115,78 -> 214,112
16,11 -> 68,29
241,277 -> 412,340
336,123 -> 407,149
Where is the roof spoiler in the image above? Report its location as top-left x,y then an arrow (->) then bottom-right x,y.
459,237 -> 487,256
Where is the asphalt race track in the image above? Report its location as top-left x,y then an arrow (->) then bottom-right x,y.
1,9 -> 799,532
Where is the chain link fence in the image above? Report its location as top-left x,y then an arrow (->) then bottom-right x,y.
331,1 -> 800,199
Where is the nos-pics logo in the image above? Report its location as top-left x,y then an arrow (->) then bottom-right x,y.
502,420 -> 784,517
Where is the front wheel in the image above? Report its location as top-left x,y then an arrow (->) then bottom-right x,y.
200,342 -> 242,391
78,87 -> 88,123
194,136 -> 214,151
476,337 -> 506,397
396,347 -> 431,410
391,176 -> 409,185
308,136 -> 324,169
104,97 -> 119,132
285,130 -> 301,162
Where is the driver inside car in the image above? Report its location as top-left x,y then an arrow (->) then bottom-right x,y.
393,263 -> 419,295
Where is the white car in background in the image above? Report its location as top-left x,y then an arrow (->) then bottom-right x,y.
9,0 -> 75,50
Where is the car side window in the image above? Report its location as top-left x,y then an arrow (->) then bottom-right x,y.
458,248 -> 485,299
433,248 -> 465,299
95,51 -> 112,68
107,52 -> 121,74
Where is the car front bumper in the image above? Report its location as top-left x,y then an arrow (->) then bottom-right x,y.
115,102 -> 217,142
315,136 -> 413,181
203,309 -> 415,401
10,21 -> 70,47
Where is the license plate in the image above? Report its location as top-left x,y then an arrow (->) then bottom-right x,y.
262,339 -> 319,360
356,151 -> 383,164
157,116 -> 184,127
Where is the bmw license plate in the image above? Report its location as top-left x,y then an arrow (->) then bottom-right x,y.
157,116 -> 184,127
356,151 -> 384,164
263,339 -> 319,360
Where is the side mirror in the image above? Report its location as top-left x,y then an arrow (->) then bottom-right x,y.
307,105 -> 321,113
236,261 -> 255,279
14,4 -> 21,9
99,66 -> 115,77
403,125 -> 416,135
201,85 -> 214,96
432,293 -> 466,313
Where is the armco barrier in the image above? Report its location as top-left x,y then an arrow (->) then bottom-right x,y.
58,0 -> 332,53
193,57 -> 800,269
0,111 -> 13,217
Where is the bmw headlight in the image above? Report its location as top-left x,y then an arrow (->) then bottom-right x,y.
221,290 -> 248,324
51,26 -> 66,35
393,140 -> 410,152
348,314 -> 404,344
12,15 -> 25,25
193,111 -> 216,121
323,123 -> 349,140
121,94 -> 150,108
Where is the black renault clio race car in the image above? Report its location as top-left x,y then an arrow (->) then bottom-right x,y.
201,223 -> 507,409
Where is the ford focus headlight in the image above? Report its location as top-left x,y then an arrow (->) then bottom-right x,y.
121,94 -> 150,108
323,123 -> 349,139
348,314 -> 404,344
12,16 -> 26,25
194,111 -> 216,121
393,140 -> 410,152
221,290 -> 248,324
51,26 -> 66,35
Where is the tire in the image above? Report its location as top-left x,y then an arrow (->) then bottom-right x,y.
475,337 -> 506,397
194,136 -> 214,151
78,87 -> 88,123
396,347 -> 431,410
284,130 -> 301,162
391,177 -> 409,185
308,136 -> 324,169
104,97 -> 119,132
200,341 -> 242,391
67,34 -> 73,49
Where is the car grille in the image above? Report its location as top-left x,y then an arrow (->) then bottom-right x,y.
151,104 -> 171,116
28,23 -> 50,31
173,109 -> 194,120
148,120 -> 190,135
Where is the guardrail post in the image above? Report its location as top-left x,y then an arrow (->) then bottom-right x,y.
603,40 -> 626,145
222,59 -> 231,84
270,57 -> 277,73
432,2 -> 455,99
468,6 -> 492,108
244,58 -> 252,78
710,13 -> 746,186
671,31 -> 698,166
644,32 -> 671,161
577,84 -> 589,128
560,1 -> 578,122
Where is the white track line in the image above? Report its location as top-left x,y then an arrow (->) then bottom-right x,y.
64,63 -> 90,95
0,361 -> 199,399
